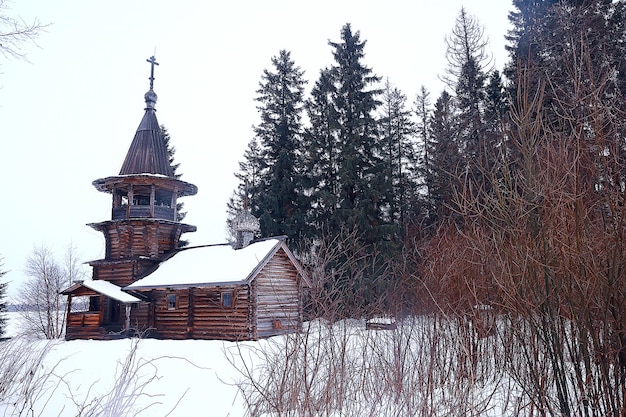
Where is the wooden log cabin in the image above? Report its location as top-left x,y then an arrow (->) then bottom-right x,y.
61,57 -> 309,341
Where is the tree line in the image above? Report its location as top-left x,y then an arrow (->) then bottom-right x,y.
228,0 -> 626,312
228,1 -> 626,413
228,10 -> 506,247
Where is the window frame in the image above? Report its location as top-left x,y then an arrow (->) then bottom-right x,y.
167,293 -> 177,310
221,291 -> 233,308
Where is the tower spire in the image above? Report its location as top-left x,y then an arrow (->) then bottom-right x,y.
144,55 -> 159,109
146,55 -> 159,90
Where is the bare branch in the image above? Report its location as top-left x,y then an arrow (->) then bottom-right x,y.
0,0 -> 48,61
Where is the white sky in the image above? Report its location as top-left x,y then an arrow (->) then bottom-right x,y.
0,0 -> 512,298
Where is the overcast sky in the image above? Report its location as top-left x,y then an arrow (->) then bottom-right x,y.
0,0 -> 512,298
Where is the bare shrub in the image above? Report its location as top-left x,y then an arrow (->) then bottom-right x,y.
0,337 -> 65,416
0,336 -> 192,417
229,314 -> 516,417
419,38 -> 626,416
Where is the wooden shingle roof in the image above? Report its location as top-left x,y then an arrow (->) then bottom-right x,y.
118,89 -> 173,177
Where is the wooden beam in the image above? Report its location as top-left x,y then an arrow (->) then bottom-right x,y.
150,185 -> 155,218
187,287 -> 194,337
127,185 -> 134,219
125,304 -> 131,336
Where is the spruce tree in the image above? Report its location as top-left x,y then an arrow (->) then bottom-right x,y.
505,0 -> 626,188
303,68 -> 340,237
504,0 -> 560,98
327,23 -> 387,245
425,90 -> 460,226
227,138 -> 266,242
414,86 -> 432,223
483,70 -> 507,133
505,0 -> 626,115
378,79 -> 417,238
481,70 -> 508,192
228,138 -> 264,219
161,126 -> 189,246
442,7 -> 491,90
249,50 -> 307,245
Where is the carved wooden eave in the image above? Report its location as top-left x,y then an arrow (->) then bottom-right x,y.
92,174 -> 197,197
87,218 -> 197,234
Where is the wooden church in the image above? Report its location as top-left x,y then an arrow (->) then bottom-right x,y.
61,57 -> 310,341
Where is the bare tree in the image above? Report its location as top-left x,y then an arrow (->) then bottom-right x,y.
17,243 -> 87,339
0,0 -> 47,61
441,7 -> 492,90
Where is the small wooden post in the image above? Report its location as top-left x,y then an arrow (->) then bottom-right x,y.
187,288 -> 194,338
171,188 -> 178,221
150,185 -> 155,218
127,185 -> 134,219
66,295 -> 73,332
125,304 -> 131,336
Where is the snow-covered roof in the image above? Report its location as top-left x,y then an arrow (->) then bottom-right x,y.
81,280 -> 142,303
126,238 -> 284,290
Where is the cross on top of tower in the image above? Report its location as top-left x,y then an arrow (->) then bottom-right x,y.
144,56 -> 159,109
146,55 -> 159,91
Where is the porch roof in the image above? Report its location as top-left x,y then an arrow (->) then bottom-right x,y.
63,280 -> 142,303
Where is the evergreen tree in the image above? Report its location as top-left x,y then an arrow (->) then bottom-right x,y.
481,70 -> 508,192
161,126 -> 189,247
414,86 -> 432,221
505,0 -> 626,190
505,0 -> 626,116
228,137 -> 265,231
0,257 -> 7,338
378,79 -> 417,237
504,0 -> 560,97
161,126 -> 185,221
425,90 -> 460,226
446,8 -> 498,208
303,68 -> 340,237
246,50 -> 307,245
483,70 -> 507,134
327,23 -> 388,245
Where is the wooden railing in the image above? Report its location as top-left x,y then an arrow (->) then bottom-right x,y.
67,312 -> 100,327
112,206 -> 175,221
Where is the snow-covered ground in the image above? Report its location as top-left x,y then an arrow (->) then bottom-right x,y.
1,312 -> 251,416
1,311 -> 522,417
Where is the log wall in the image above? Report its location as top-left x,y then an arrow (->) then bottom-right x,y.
65,312 -> 105,340
147,287 -> 251,341
91,259 -> 157,287
129,302 -> 153,334
99,221 -> 181,259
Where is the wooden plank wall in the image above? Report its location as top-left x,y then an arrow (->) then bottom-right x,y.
65,312 -> 105,340
253,249 -> 302,339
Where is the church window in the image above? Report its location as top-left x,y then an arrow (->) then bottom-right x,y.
167,294 -> 177,310
221,292 -> 233,308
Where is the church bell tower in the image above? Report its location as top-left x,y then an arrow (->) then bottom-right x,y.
88,56 -> 197,287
